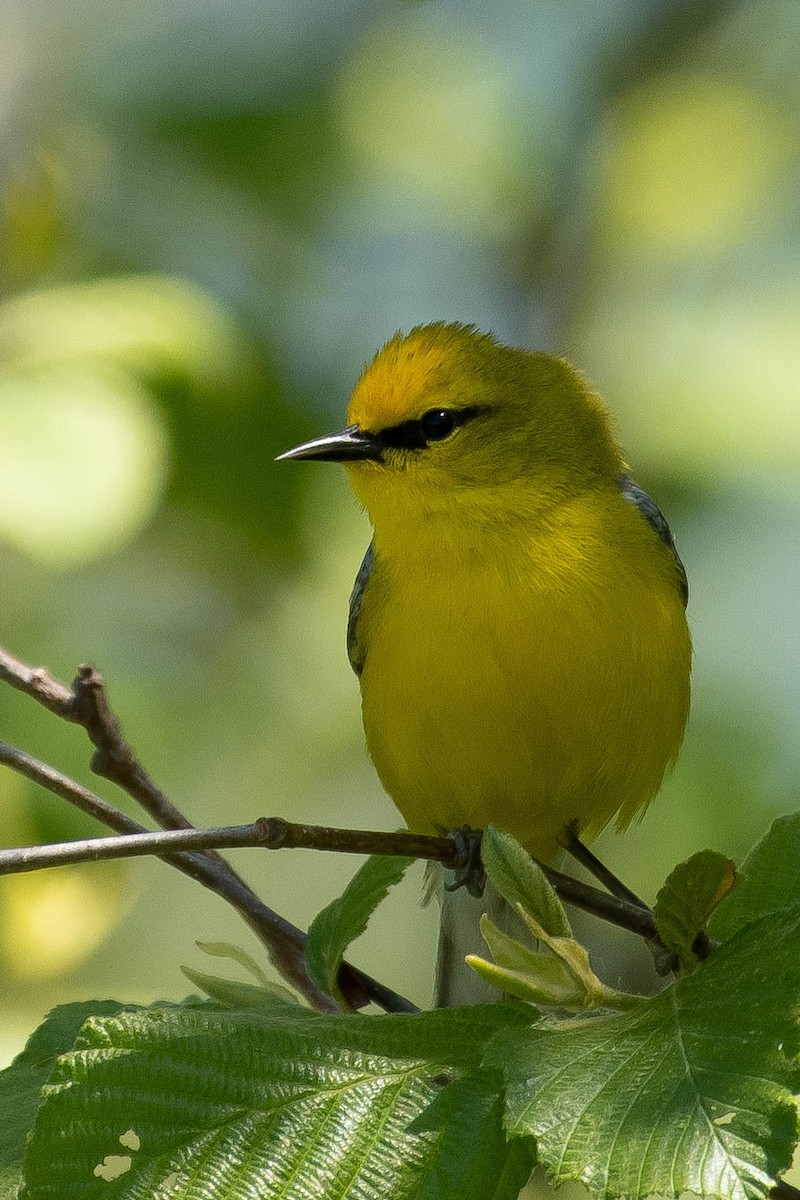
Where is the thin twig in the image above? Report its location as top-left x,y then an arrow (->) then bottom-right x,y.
543,863 -> 666,951
0,738 -> 419,1014
0,648 -> 192,832
0,650 -> 412,1013
0,738 -> 680,956
0,740 -> 330,1011
0,643 -> 714,990
0,819 -> 457,874
565,835 -> 713,964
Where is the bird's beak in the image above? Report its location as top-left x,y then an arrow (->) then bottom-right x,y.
276,425 -> 384,463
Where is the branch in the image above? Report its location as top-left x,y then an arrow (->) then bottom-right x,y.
0,648 -> 191,831
0,739 -> 675,955
0,643 -> 711,990
0,816 -> 458,875
0,649 -> 415,1014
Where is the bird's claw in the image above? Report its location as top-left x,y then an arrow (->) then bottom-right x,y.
445,826 -> 485,897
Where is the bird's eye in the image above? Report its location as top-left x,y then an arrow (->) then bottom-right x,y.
419,409 -> 458,442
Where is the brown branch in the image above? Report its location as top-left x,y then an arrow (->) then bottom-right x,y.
1,643 -> 714,995
0,740 -> 334,1012
0,736 -> 680,957
566,835 -> 651,910
0,816 -> 458,876
0,647 -> 74,715
0,648 -> 191,832
0,648 -> 415,1014
773,1183 -> 800,1200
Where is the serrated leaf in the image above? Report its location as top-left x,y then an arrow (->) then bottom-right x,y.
482,826 -> 571,938
487,905 -> 800,1200
655,850 -> 736,969
306,853 -> 414,1001
22,1001 -> 530,1200
710,813 -> 800,942
409,1073 -> 535,1198
0,1001 -> 128,1198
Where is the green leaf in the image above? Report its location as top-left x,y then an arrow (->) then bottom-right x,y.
466,940 -> 580,1006
468,915 -> 635,1011
487,906 -> 800,1200
180,965 -> 309,1013
306,853 -> 414,1001
654,850 -> 736,970
710,813 -> 800,941
22,1001 -> 529,1199
0,1001 -> 128,1198
194,940 -> 274,987
409,1074 -> 534,1199
481,826 -> 571,938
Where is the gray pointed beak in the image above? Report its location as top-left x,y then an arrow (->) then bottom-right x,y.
276,424 -> 384,463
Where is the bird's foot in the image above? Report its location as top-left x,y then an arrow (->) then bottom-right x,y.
444,826 -> 485,898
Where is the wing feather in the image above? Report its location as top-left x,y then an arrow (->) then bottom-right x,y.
347,541 -> 374,675
617,474 -> 688,606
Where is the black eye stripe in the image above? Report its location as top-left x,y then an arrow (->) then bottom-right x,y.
370,405 -> 488,451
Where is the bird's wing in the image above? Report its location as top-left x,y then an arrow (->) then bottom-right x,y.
347,540 -> 374,675
617,473 -> 688,606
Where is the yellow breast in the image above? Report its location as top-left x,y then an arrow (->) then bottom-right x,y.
355,488 -> 691,861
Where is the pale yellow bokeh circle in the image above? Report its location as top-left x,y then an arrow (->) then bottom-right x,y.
0,366 -> 168,568
335,13 -> 537,235
603,74 -> 794,251
1,868 -> 125,981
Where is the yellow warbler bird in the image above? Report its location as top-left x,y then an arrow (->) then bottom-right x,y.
279,323 -> 691,865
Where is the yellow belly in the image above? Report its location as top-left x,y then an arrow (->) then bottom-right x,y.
357,502 -> 691,861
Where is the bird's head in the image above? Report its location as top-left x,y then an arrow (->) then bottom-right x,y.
278,323 -> 622,533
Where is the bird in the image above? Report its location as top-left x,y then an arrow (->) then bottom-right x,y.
278,322 -> 691,875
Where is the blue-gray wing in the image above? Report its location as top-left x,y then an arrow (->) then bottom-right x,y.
617,474 -> 688,607
347,541 -> 374,675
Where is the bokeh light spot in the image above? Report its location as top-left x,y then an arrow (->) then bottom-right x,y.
1,868 -> 124,980
0,366 -> 168,567
583,280 -> 800,481
0,275 -> 251,400
604,74 -> 794,251
336,13 -> 536,236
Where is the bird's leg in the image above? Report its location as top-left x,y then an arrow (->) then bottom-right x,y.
444,826 -> 486,898
565,833 -> 651,912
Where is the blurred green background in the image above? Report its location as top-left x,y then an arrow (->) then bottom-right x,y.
1,0 -> 799,1083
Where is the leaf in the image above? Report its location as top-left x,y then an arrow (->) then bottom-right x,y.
194,940 -> 274,987
306,853 -> 414,1001
0,1001 -> 128,1198
22,1001 -> 530,1199
710,813 -> 800,941
654,850 -> 736,970
481,826 -> 571,938
468,913 -> 580,1004
180,965 -> 309,1013
409,1074 -> 534,1199
487,905 -> 800,1200
468,912 -> 635,1011
183,941 -> 302,1009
